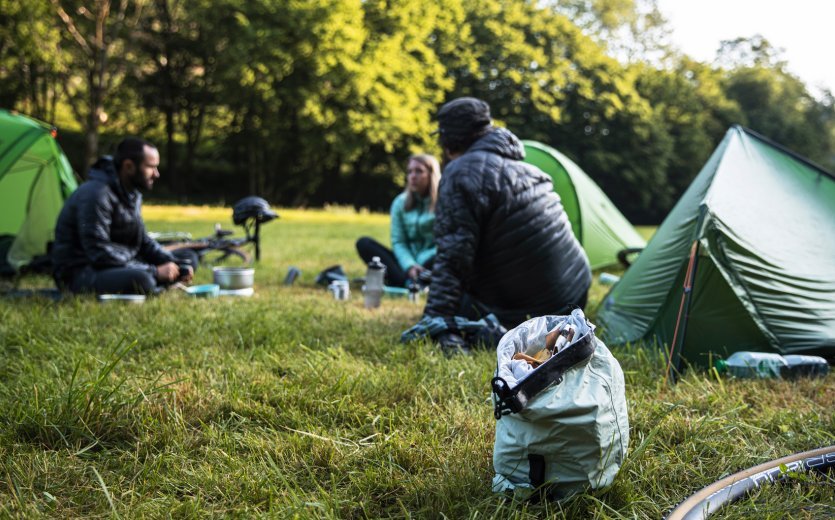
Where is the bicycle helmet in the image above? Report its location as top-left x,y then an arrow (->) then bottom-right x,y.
232,196 -> 278,226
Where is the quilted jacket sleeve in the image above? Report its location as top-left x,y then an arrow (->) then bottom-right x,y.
78,187 -> 138,269
138,226 -> 176,266
423,161 -> 486,318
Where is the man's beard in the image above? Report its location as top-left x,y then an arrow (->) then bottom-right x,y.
131,174 -> 152,192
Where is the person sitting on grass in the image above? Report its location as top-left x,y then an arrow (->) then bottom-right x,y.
422,97 -> 591,353
52,137 -> 193,295
356,153 -> 441,287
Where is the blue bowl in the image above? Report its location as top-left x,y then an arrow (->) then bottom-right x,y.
186,284 -> 220,298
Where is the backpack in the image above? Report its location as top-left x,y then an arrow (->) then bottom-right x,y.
491,309 -> 629,500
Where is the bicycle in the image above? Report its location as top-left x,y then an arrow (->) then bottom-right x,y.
152,196 -> 278,267
667,445 -> 835,519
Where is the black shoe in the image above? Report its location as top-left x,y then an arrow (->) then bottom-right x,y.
437,332 -> 471,356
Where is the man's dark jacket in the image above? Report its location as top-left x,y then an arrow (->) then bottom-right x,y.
424,127 -> 591,327
52,157 -> 174,282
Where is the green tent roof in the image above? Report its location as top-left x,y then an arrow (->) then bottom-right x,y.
522,140 -> 646,269
598,126 -> 835,366
0,110 -> 77,271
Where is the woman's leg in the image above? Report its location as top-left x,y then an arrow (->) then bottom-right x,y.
355,236 -> 408,287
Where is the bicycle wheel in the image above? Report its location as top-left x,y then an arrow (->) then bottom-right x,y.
667,445 -> 835,520
199,247 -> 251,267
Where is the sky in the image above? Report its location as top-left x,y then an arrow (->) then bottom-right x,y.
655,0 -> 835,95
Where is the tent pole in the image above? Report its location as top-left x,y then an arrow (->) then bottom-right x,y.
665,240 -> 700,385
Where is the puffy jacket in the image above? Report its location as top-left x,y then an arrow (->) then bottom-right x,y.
52,157 -> 174,281
390,192 -> 436,270
424,127 -> 591,327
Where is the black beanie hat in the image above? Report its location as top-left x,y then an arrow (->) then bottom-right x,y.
436,97 -> 492,140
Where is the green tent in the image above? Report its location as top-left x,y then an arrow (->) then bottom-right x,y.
598,126 -> 835,367
0,110 -> 77,273
522,140 -> 646,269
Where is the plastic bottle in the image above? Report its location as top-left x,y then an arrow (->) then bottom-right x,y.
715,351 -> 788,379
782,355 -> 830,379
363,256 -> 385,309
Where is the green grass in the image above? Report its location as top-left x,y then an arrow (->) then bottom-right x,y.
1,205 -> 833,518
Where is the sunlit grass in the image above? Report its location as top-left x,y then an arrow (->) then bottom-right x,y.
1,206 -> 832,518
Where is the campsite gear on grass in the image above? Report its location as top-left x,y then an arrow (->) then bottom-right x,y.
315,265 -> 348,286
231,196 -> 278,262
522,140 -> 646,269
283,266 -> 301,286
491,309 -> 628,500
218,287 -> 254,297
0,110 -> 77,275
400,313 -> 505,347
383,285 -> 409,298
328,279 -> 350,300
97,294 -> 146,304
213,267 -> 254,290
160,201 -> 275,267
783,355 -> 830,378
598,272 -> 620,285
407,281 -> 420,303
715,351 -> 786,379
599,126 -> 835,369
363,256 -> 385,309
667,445 -> 835,520
184,284 -> 220,298
715,352 -> 829,379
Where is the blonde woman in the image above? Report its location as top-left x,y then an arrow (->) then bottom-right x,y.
356,154 -> 441,287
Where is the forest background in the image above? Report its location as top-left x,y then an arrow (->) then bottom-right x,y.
3,0 -> 834,224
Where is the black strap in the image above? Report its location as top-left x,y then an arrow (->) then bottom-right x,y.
528,454 -> 546,488
493,330 -> 596,419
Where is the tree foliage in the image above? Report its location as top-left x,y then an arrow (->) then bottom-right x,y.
1,0 -> 833,221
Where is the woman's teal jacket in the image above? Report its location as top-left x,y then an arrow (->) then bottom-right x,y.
390,192 -> 435,270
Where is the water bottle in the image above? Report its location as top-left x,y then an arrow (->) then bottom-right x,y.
783,355 -> 830,379
599,272 -> 621,285
363,256 -> 385,309
715,351 -> 830,379
714,351 -> 787,379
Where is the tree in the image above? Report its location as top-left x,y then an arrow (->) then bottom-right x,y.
633,57 -> 742,199
49,0 -> 147,171
0,0 -> 64,120
717,36 -> 835,170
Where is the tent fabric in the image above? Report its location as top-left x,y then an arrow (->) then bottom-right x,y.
0,110 -> 77,271
598,126 -> 835,366
522,140 -> 646,269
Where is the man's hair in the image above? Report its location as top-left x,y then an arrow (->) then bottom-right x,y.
113,137 -> 155,171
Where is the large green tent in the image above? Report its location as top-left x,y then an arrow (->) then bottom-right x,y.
0,110 -> 77,274
522,140 -> 646,269
598,126 -> 835,367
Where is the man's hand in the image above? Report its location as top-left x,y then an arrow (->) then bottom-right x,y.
155,262 -> 180,283
407,264 -> 426,280
179,266 -> 194,284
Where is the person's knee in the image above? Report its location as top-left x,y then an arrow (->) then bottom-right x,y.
356,236 -> 375,258
120,270 -> 156,294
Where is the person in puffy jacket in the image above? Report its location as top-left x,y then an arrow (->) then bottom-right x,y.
423,97 -> 591,350
356,154 -> 440,287
52,138 -> 193,294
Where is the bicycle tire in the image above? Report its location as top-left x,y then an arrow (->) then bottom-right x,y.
199,247 -> 251,267
666,445 -> 835,520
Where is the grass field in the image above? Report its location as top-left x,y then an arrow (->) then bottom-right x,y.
1,205 -> 833,518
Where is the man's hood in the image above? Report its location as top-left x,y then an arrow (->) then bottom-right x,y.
467,127 -> 525,160
88,156 -> 138,204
